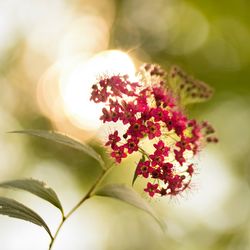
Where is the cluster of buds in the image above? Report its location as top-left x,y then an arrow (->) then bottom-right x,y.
90,64 -> 218,198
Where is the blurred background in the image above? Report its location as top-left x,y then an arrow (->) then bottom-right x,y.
0,0 -> 250,249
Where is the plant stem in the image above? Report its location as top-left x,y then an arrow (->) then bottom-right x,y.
48,167 -> 113,250
138,147 -> 149,159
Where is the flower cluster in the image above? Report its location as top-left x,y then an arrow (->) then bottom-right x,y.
90,64 -> 217,198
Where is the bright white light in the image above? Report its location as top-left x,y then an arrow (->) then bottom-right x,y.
59,15 -> 109,60
161,150 -> 246,233
59,50 -> 136,131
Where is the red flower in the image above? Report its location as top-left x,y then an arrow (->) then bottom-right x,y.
162,163 -> 174,180
119,101 -> 136,125
135,88 -> 149,113
187,164 -> 194,176
151,168 -> 162,179
153,140 -> 169,156
125,138 -> 139,154
90,84 -> 109,103
159,188 -> 168,196
144,182 -> 159,197
105,130 -> 121,150
100,108 -> 112,123
176,139 -> 192,152
174,149 -> 186,166
146,121 -> 161,140
111,146 -> 127,163
127,119 -> 146,138
150,107 -> 169,122
167,175 -> 185,195
149,152 -> 164,167
152,86 -> 174,107
136,161 -> 153,178
90,63 -> 217,198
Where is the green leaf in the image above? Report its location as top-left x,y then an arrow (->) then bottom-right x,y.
10,130 -> 105,169
0,179 -> 64,216
132,154 -> 145,186
0,197 -> 52,239
132,169 -> 138,187
94,184 -> 165,230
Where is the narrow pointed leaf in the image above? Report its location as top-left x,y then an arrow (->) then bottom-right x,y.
0,197 -> 52,238
10,130 -> 105,169
94,184 -> 165,230
0,179 -> 63,215
132,155 -> 145,186
132,169 -> 138,187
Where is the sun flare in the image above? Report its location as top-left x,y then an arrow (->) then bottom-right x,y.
58,50 -> 136,131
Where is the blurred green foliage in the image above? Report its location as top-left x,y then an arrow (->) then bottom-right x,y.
0,0 -> 250,249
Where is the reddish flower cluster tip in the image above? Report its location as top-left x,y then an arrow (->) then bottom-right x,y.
90,64 -> 218,198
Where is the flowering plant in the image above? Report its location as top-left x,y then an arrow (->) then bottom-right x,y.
0,63 -> 217,249
91,64 -> 217,197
